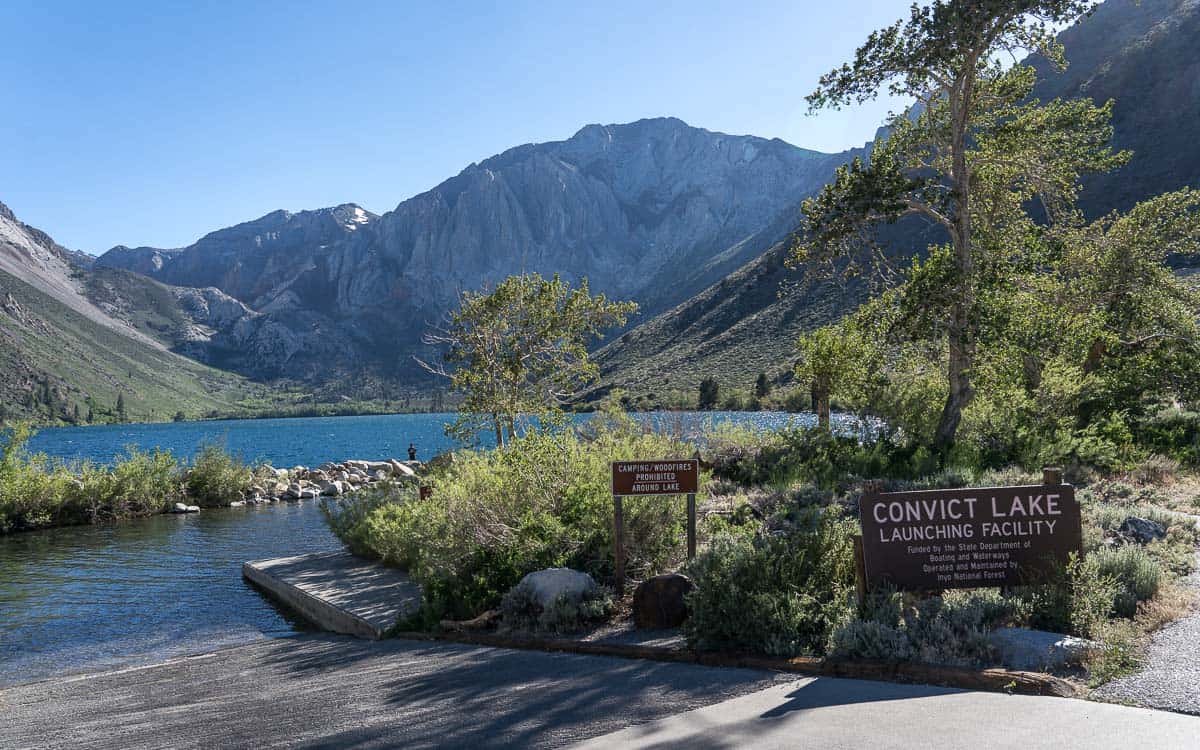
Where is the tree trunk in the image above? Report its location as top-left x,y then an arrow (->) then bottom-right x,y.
493,414 -> 504,448
934,305 -> 974,451
935,79 -> 976,453
814,381 -> 831,430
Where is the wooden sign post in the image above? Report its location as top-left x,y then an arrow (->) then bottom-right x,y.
611,459 -> 699,596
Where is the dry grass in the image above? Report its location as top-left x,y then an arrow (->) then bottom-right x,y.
1084,579 -> 1197,687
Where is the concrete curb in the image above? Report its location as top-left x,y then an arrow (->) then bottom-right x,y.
243,561 -> 384,640
388,629 -> 1080,698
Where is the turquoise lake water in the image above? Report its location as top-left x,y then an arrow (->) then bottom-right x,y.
2,410 -> 816,686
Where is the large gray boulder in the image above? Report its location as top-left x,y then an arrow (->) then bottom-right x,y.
987,627 -> 1097,672
516,568 -> 598,610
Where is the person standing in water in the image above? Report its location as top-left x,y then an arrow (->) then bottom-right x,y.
407,443 -> 417,461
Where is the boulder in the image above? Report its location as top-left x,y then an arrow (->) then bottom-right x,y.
335,470 -> 351,482
987,627 -> 1097,672
633,573 -> 694,629
1118,516 -> 1167,545
516,568 -> 597,610
298,487 -> 318,499
390,459 -> 416,478
186,505 -> 200,513
285,483 -> 302,499
172,502 -> 189,514
229,500 -> 246,508
320,480 -> 346,496
270,467 -> 288,479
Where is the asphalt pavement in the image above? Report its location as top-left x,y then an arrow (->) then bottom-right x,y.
4,635 -> 1199,750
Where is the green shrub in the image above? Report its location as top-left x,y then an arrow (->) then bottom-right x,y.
324,418 -> 693,627
683,509 -> 856,658
1134,408 -> 1200,466
1092,546 -> 1161,618
185,443 -> 253,507
1,423 -> 185,532
1020,553 -> 1120,637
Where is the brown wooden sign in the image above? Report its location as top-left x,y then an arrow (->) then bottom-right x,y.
611,459 -> 700,595
858,484 -> 1082,590
611,460 -> 699,496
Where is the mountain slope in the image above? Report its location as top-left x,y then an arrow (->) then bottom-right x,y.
0,206 -> 257,423
593,0 -> 1200,399
95,119 -> 854,382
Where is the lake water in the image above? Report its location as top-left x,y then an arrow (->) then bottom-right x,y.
22,410 -> 817,466
2,410 -> 815,686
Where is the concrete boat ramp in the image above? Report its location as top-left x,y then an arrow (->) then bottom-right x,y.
243,550 -> 420,639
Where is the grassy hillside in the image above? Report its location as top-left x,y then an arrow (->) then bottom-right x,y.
0,268 -> 255,425
591,217 -> 942,405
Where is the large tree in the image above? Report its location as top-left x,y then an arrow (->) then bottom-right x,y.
796,0 -> 1125,450
421,273 -> 636,447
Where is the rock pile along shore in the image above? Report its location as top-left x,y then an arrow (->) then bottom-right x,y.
231,458 -> 422,508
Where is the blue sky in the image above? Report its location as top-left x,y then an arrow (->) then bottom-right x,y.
1,1 -> 912,253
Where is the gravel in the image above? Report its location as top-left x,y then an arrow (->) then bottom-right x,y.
1094,551 -> 1200,714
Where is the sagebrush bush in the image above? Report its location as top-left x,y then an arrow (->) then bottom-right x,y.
831,588 -> 1015,666
1092,545 -> 1162,618
683,509 -> 856,658
500,577 -> 613,634
829,620 -> 914,661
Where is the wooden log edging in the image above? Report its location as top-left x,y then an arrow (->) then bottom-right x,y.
388,629 -> 1080,698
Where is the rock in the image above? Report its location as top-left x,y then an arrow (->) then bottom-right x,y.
271,468 -> 289,479
1118,516 -> 1167,545
335,470 -> 350,482
285,483 -> 302,499
516,568 -> 597,610
633,573 -> 694,629
186,505 -> 200,513
229,500 -> 246,508
298,487 -> 318,499
320,480 -> 346,496
390,459 -> 416,478
172,502 -> 189,514
348,473 -> 366,485
987,627 -> 1098,672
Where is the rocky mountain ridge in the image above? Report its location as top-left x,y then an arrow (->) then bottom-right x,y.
94,118 -> 858,381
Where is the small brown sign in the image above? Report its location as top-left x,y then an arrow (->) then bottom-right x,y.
859,484 -> 1082,590
611,459 -> 699,496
